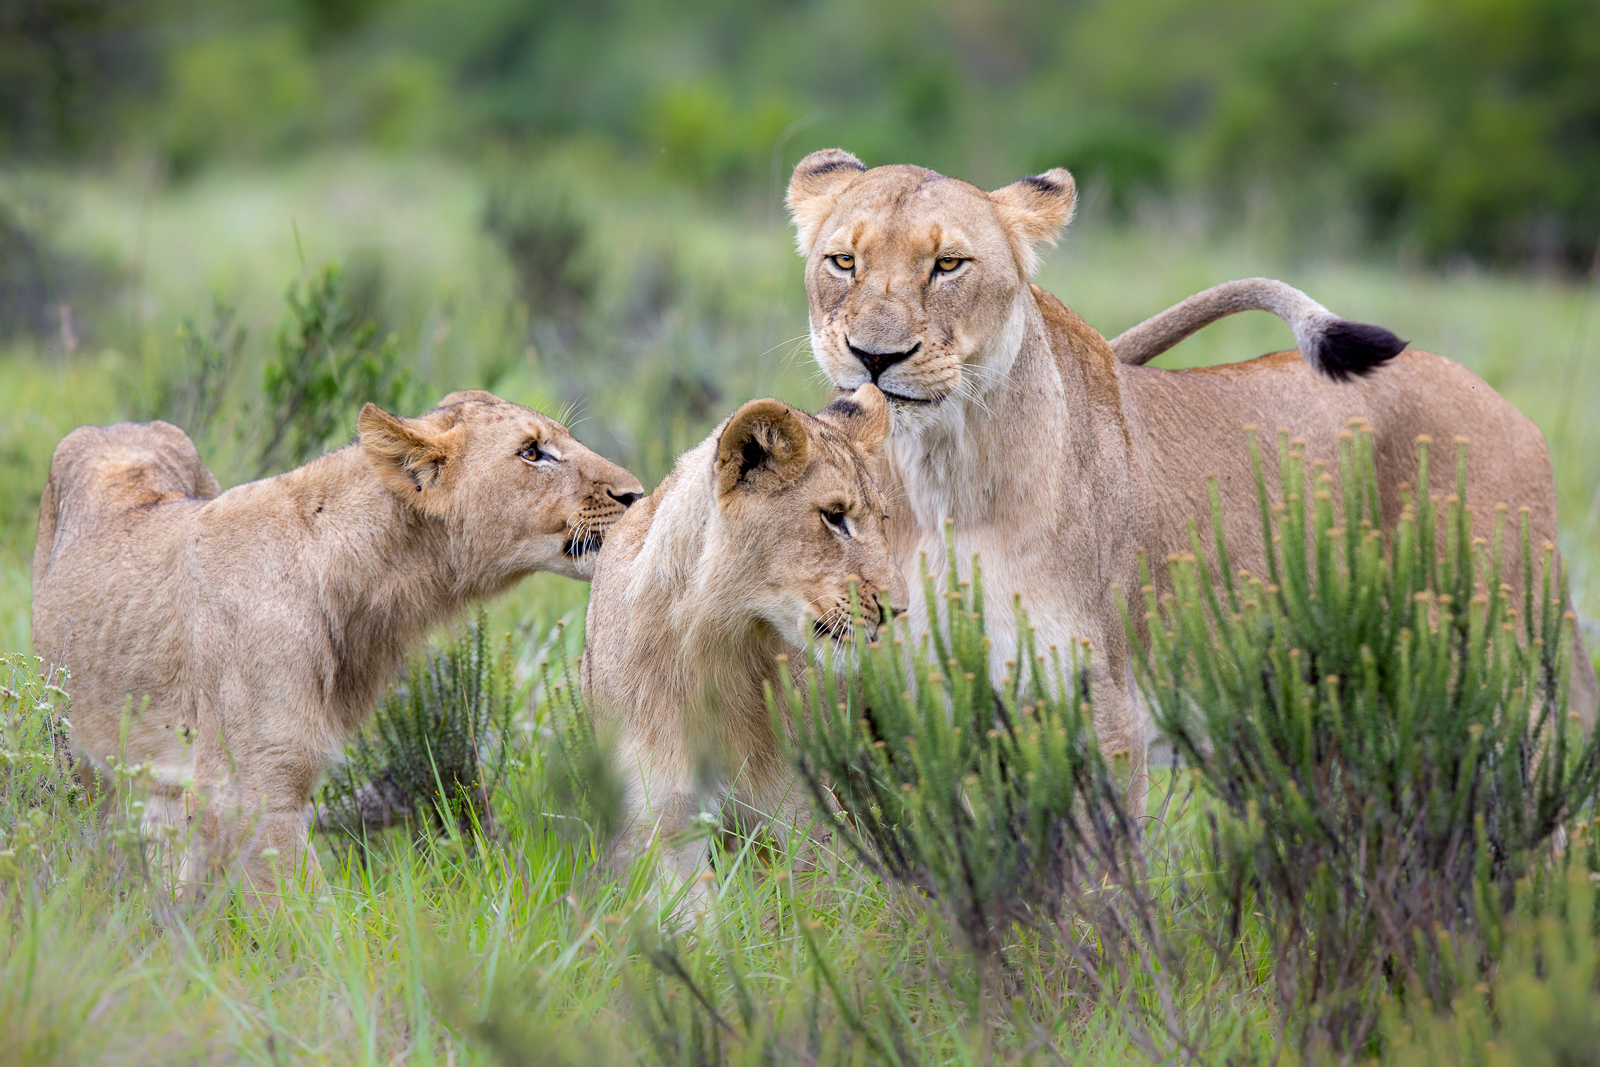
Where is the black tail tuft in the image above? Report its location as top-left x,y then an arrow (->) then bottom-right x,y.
1314,319 -> 1407,382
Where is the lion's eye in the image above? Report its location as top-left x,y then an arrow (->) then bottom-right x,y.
822,508 -> 849,534
829,253 -> 855,272
934,255 -> 964,273
518,441 -> 552,463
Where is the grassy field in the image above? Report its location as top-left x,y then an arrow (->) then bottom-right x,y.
3,150 -> 1598,1064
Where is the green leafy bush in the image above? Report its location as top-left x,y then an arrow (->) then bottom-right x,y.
256,260 -> 410,476
529,640 -> 623,849
1128,425 -> 1600,1056
317,611 -> 518,845
778,536 -> 1196,1058
0,654 -> 76,850
1378,841 -> 1600,1067
132,296 -> 247,447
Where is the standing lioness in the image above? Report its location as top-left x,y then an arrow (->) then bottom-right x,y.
786,150 -> 1598,808
582,385 -> 898,900
32,390 -> 641,900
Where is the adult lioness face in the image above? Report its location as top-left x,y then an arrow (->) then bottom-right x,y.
359,390 -> 642,581
787,150 -> 1076,431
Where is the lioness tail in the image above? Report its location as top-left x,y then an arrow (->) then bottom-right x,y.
1108,278 -> 1406,382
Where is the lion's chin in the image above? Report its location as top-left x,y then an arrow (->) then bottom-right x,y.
557,527 -> 607,579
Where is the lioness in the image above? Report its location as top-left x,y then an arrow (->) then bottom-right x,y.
581,385 -> 897,899
32,391 -> 642,900
786,150 -> 1598,805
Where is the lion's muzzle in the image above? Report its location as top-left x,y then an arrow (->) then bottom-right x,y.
562,486 -> 640,559
846,337 -> 921,385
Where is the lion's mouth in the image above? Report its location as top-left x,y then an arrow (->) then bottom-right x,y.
812,616 -> 851,642
563,529 -> 605,558
879,389 -> 938,406
813,614 -> 881,643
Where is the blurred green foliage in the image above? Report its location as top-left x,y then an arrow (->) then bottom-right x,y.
4,0 -> 1598,267
257,260 -> 411,474
0,0 -> 155,158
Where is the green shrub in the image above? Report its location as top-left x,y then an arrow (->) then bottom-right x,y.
528,638 -> 623,850
0,653 -> 76,852
482,176 -> 598,330
1128,424 -> 1600,1056
317,611 -> 518,846
132,295 -> 247,448
1378,843 -> 1600,1067
777,534 -> 1196,1058
255,260 -> 411,476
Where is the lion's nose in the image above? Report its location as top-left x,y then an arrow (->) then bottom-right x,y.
607,487 -> 642,507
846,338 -> 921,384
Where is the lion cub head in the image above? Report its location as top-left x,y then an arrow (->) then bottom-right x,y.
787,149 -> 1077,432
708,384 -> 899,645
358,390 -> 642,581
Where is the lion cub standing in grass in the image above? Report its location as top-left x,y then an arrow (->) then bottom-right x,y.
582,384 -> 899,901
32,390 -> 641,903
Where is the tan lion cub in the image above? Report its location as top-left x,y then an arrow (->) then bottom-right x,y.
32,390 -> 642,902
582,384 -> 898,900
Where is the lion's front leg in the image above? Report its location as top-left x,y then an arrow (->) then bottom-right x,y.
730,769 -> 837,873
610,748 -> 719,910
188,781 -> 325,908
187,709 -> 330,908
1091,665 -> 1150,823
239,807 -> 325,907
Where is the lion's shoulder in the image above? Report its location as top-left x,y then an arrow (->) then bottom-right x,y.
1030,285 -> 1126,423
1030,285 -> 1113,357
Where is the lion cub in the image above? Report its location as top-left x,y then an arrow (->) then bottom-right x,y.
32,390 -> 641,902
581,384 -> 898,899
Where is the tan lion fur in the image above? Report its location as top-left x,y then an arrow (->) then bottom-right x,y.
581,385 -> 897,901
32,391 -> 641,903
787,151 -> 1599,812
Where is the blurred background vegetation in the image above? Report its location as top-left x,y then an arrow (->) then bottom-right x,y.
7,0 -> 1600,265
2,0 -> 1598,648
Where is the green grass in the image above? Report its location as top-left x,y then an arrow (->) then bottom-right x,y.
2,150 -> 1598,1063
3,649 -> 1265,1065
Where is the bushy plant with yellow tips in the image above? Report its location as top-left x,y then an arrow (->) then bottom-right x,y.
775,531 -> 1201,1059
1128,424 -> 1600,1058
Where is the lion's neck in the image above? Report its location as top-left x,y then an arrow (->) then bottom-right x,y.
622,461 -> 794,729
883,287 -> 1132,665
888,292 -> 1070,539
248,446 -> 472,717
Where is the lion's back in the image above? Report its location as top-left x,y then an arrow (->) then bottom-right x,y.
1125,348 -> 1553,528
1154,348 -> 1552,519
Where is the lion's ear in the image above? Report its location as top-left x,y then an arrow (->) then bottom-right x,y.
435,389 -> 503,408
715,400 -> 811,500
989,168 -> 1077,277
787,148 -> 867,257
817,383 -> 890,453
359,403 -> 465,501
